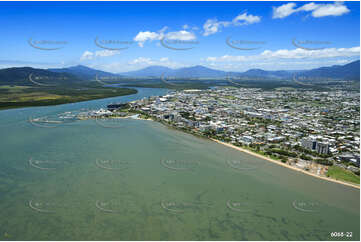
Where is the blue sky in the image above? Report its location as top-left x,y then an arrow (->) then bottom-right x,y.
0,1 -> 359,72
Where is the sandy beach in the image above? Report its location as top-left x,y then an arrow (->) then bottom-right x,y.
211,138 -> 360,190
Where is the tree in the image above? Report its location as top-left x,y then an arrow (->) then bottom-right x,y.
280,155 -> 287,163
314,158 -> 332,166
300,154 -> 312,161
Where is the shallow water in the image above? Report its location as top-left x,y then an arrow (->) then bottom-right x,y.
0,88 -> 359,240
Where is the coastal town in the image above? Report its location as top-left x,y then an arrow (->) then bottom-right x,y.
91,87 -> 360,185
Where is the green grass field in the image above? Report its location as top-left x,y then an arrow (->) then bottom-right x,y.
326,166 -> 360,184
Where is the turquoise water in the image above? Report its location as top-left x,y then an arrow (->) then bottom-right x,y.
0,88 -> 359,240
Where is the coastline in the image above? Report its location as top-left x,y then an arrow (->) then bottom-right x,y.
140,117 -> 360,189
85,110 -> 360,190
0,87 -> 138,111
211,138 -> 360,190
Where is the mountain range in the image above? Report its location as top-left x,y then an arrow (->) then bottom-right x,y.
0,67 -> 82,86
299,60 -> 360,80
0,60 -> 359,86
48,65 -> 119,79
119,60 -> 360,80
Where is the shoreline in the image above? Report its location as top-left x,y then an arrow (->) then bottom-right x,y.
0,87 -> 138,111
211,138 -> 360,190
142,117 -> 360,189
84,110 -> 360,190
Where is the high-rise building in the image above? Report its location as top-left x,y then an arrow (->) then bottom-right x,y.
301,138 -> 317,150
301,137 -> 329,154
316,142 -> 329,154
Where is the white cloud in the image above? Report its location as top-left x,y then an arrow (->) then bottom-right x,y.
260,46 -> 360,59
133,27 -> 168,47
298,2 -> 318,12
80,50 -> 120,61
312,2 -> 350,17
80,51 -> 94,60
166,30 -> 196,41
272,3 -> 298,19
205,46 -> 360,65
133,31 -> 163,47
203,12 -> 261,36
203,19 -> 230,36
134,32 -> 160,42
160,57 -> 169,62
272,2 -> 350,19
133,27 -> 197,46
128,57 -> 153,65
232,13 -> 261,25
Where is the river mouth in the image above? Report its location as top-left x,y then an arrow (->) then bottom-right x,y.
0,88 -> 359,241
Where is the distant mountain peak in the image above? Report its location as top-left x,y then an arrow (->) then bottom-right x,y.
48,65 -> 118,79
118,60 -> 360,80
1,60 -> 358,83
